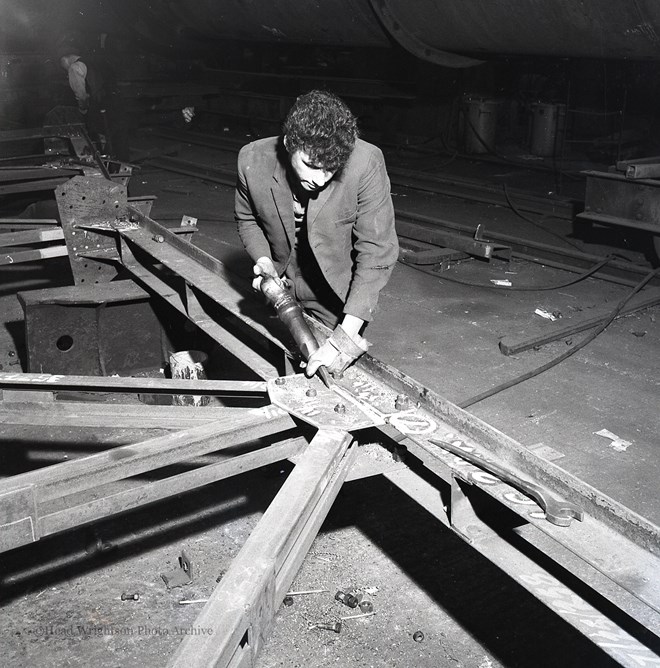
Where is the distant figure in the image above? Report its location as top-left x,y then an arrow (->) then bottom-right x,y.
59,54 -> 92,115
52,50 -> 129,161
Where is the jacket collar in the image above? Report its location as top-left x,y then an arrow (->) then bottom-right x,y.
270,141 -> 341,239
271,149 -> 295,247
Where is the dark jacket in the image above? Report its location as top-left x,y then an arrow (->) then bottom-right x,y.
235,137 -> 398,322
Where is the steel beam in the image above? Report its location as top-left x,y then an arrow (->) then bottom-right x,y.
386,468 -> 660,668
0,400 -> 263,430
0,228 -> 64,248
0,245 -> 68,265
39,436 -> 305,538
168,429 -> 355,668
0,406 -> 296,553
0,372 -> 267,397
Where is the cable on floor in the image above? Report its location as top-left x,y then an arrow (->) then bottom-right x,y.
402,254 -> 616,291
501,183 -> 585,252
457,265 -> 660,409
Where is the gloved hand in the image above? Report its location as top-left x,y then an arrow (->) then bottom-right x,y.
252,256 -> 280,291
305,324 -> 370,378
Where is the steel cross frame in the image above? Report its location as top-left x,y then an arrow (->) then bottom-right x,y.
113,204 -> 660,666
0,174 -> 658,666
0,382 -> 300,553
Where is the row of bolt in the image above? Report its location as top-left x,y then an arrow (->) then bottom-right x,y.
275,376 -> 413,413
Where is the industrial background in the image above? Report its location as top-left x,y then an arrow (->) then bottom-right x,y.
0,1 -> 659,667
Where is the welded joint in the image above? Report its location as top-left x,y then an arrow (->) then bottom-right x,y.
0,486 -> 39,552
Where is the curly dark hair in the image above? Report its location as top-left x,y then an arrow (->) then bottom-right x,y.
283,90 -> 358,172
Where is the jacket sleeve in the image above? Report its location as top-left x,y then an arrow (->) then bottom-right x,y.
343,148 -> 398,322
235,144 -> 273,262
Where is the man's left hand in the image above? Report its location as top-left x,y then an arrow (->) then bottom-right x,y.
305,324 -> 370,378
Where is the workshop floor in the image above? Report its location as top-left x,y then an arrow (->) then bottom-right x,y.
0,126 -> 657,667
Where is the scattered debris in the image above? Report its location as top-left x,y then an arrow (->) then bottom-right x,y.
161,550 -> 193,589
286,588 -> 329,597
309,621 -> 342,633
594,428 -> 632,452
335,590 -> 359,608
491,279 -> 512,287
528,442 -> 565,462
120,592 -> 140,601
340,611 -> 376,621
178,598 -> 208,605
534,307 -> 561,321
359,600 -> 374,613
631,330 -> 647,337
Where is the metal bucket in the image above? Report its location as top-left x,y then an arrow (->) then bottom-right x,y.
462,97 -> 499,154
530,102 -> 566,157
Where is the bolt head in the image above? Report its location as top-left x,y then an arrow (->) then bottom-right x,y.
395,393 -> 411,410
413,631 -> 424,642
333,403 -> 346,414
359,600 -> 373,613
274,377 -> 286,386
305,388 -> 317,397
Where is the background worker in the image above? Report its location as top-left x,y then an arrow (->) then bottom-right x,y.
235,89 -> 399,378
56,49 -> 129,161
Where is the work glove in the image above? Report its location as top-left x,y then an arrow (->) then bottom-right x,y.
305,324 -> 370,378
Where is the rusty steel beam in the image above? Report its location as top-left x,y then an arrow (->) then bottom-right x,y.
0,245 -> 68,265
39,436 -> 305,539
0,371 -> 267,397
0,228 -> 64,247
0,406 -> 297,554
0,400 -> 262,430
168,429 -> 355,668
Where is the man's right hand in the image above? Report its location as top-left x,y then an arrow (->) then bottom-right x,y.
252,256 -> 279,291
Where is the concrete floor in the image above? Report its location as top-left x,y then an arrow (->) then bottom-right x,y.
0,128 -> 657,666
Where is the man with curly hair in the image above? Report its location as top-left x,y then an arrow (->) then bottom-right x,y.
235,90 -> 398,378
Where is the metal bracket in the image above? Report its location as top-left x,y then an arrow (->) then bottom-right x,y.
267,374 -> 384,431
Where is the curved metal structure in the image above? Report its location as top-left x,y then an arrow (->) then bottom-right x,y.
5,1 -> 660,65
107,0 -> 660,65
370,0 -> 660,61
